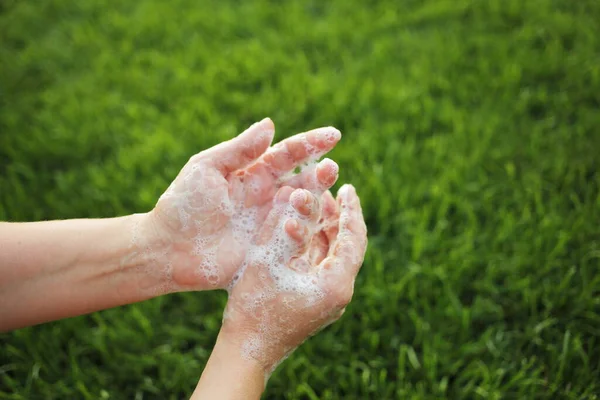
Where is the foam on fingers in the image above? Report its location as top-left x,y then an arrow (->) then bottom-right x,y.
290,188 -> 319,219
284,218 -> 304,242
212,118 -> 275,174
316,158 -> 339,188
282,158 -> 339,194
258,127 -> 341,179
333,184 -> 368,273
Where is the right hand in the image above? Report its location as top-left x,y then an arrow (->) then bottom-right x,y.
220,184 -> 368,373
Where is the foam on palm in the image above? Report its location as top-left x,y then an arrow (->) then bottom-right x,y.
221,186 -> 348,374
149,127 -> 337,288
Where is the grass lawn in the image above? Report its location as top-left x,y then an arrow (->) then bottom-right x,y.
1,0 -> 599,398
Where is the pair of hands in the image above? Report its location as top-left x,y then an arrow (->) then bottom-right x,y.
139,118 -> 367,373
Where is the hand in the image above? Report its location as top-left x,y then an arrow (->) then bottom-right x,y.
220,183 -> 368,373
136,118 -> 341,292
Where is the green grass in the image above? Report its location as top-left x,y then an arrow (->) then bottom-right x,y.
1,0 -> 599,398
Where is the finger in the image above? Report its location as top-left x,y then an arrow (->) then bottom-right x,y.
284,218 -> 308,243
274,186 -> 295,204
321,190 -> 338,219
319,190 -> 340,245
256,185 -> 294,244
251,126 -> 341,180
281,189 -> 320,259
290,189 -> 320,223
308,231 -> 329,265
323,184 -> 367,275
206,118 -> 275,175
283,217 -> 312,259
282,158 -> 339,194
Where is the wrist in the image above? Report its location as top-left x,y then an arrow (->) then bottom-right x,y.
219,317 -> 292,376
122,212 -> 178,295
192,328 -> 266,399
215,329 -> 268,379
141,209 -> 237,292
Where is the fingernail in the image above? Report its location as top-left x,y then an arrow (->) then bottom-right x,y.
302,189 -> 311,203
291,189 -> 308,205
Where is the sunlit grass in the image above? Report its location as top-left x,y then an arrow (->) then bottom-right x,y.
1,0 -> 599,398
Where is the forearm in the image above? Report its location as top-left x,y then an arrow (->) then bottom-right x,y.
192,329 -> 266,400
0,213 -> 170,331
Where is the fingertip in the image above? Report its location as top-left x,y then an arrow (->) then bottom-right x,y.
324,127 -> 342,144
291,188 -> 318,217
336,184 -> 365,238
320,157 -> 338,168
307,127 -> 342,150
259,126 -> 340,179
243,118 -> 275,150
317,158 -> 339,188
338,183 -> 360,206
285,218 -> 299,233
339,183 -> 355,197
256,119 -> 276,149
285,218 -> 307,243
213,118 -> 276,174
290,188 -> 310,207
258,117 -> 275,133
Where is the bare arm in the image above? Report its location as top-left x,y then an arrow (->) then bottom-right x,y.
0,118 -> 341,332
191,330 -> 265,399
0,214 -> 167,331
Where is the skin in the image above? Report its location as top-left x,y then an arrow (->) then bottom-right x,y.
0,118 -> 368,399
0,118 -> 341,331
0,214 -> 163,330
149,117 -> 342,291
192,184 -> 367,399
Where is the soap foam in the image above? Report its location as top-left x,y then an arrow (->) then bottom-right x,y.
223,190 -> 329,371
130,129 -> 338,365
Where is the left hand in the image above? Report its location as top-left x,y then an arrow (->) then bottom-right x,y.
137,118 -> 341,292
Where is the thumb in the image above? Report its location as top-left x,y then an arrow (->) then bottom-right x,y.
207,118 -> 275,175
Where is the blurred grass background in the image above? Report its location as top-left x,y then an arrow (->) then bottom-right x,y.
1,0 -> 599,398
